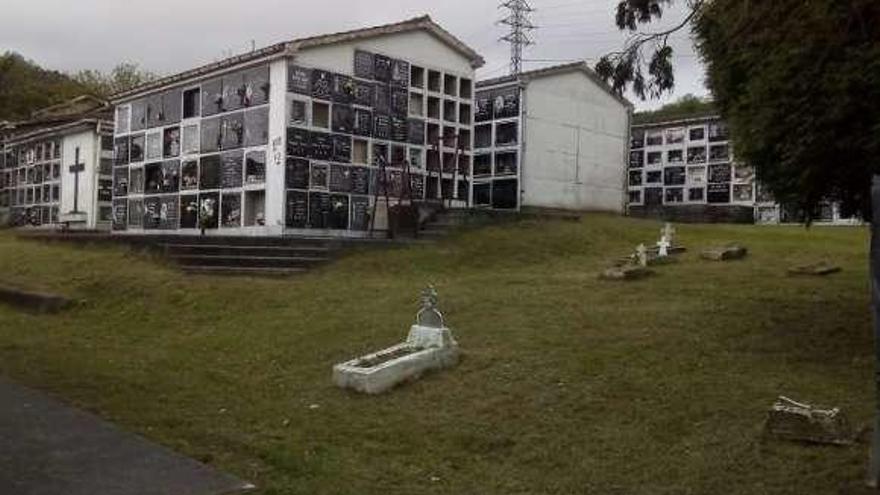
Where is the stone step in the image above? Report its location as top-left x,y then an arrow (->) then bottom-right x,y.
180,265 -> 309,277
162,243 -> 332,258
170,254 -> 328,268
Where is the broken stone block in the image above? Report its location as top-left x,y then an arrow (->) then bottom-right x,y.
764,396 -> 853,445
599,265 -> 653,281
788,262 -> 842,276
701,245 -> 748,261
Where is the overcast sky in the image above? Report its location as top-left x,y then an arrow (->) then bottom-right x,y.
1,0 -> 708,110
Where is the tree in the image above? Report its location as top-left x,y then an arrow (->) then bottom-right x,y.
0,51 -> 85,121
72,62 -> 157,98
598,0 -> 880,486
634,93 -> 715,124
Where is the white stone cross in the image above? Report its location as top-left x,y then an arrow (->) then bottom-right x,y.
656,236 -> 671,257
635,244 -> 648,267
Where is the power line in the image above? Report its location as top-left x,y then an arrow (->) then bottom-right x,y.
498,0 -> 536,76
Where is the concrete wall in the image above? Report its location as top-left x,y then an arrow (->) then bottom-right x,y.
293,30 -> 475,77
60,129 -> 100,228
522,72 -> 628,212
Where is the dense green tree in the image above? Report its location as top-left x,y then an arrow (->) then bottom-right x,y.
0,51 -> 85,121
73,62 -> 157,98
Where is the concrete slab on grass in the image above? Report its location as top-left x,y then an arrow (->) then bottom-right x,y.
0,377 -> 254,495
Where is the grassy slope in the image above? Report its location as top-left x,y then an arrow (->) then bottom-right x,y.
0,214 -> 873,495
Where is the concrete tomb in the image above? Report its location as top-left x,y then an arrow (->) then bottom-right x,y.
600,244 -> 654,281
764,396 -> 853,445
333,286 -> 459,394
701,244 -> 747,261
787,261 -> 842,276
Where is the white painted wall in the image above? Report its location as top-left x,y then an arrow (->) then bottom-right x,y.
60,129 -> 100,228
522,72 -> 628,212
265,58 -> 288,236
293,30 -> 475,77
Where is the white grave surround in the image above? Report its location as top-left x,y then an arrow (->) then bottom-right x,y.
333,324 -> 459,394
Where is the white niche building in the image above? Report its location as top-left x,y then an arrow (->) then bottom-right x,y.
0,96 -> 114,229
473,62 -> 631,211
109,16 -> 484,236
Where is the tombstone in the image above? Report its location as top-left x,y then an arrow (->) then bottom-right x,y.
661,223 -> 676,246
656,236 -> 671,258
332,286 -> 459,394
636,243 -> 648,267
764,396 -> 853,445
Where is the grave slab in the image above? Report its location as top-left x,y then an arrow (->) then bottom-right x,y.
788,262 -> 842,276
0,377 -> 254,495
701,245 -> 748,261
599,265 -> 654,281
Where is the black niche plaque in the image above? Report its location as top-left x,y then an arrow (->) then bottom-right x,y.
350,195 -> 370,231
288,65 -> 311,95
390,59 -> 409,88
354,51 -> 375,80
475,91 -> 494,122
159,195 -> 179,230
332,74 -> 355,104
221,151 -> 244,189
410,174 -> 425,199
374,54 -> 392,82
221,193 -> 241,227
112,199 -> 127,231
329,194 -> 349,230
494,87 -> 520,119
332,134 -> 352,163
308,191 -> 332,229
287,127 -> 310,158
374,84 -> 391,114
408,119 -> 425,145
374,114 -> 391,140
330,164 -> 352,193
310,132 -> 333,160
390,117 -> 408,143
285,157 -> 310,189
198,192 -> 220,229
353,109 -> 373,137
200,154 -> 222,190
127,198 -> 144,227
286,190 -> 308,228
354,81 -> 374,107
390,87 -> 408,117
351,166 -> 371,195
143,196 -> 161,229
331,105 -> 354,134
311,70 -> 333,100
310,162 -> 328,189
179,195 -> 198,228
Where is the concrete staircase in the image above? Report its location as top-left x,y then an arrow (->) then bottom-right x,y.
159,238 -> 333,276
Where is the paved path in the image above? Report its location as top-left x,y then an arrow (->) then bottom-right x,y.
0,377 -> 255,495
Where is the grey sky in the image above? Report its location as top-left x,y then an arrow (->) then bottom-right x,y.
0,0 -> 707,110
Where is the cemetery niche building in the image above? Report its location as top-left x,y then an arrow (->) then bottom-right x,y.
626,112 -> 859,224
473,62 -> 631,212
109,16 -> 484,237
0,96 -> 114,229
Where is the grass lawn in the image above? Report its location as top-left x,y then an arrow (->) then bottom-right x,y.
0,214 -> 874,494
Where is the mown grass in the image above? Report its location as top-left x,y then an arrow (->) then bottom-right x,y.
0,214 -> 873,494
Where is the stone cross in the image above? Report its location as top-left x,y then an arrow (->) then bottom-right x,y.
68,147 -> 85,213
635,244 -> 648,267
416,285 -> 445,328
657,236 -> 671,257
661,223 -> 676,245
